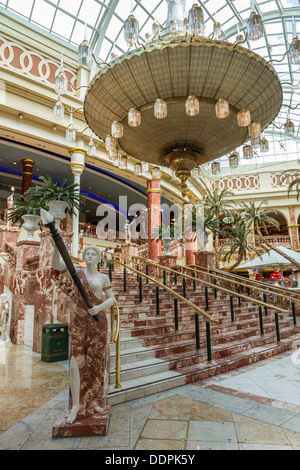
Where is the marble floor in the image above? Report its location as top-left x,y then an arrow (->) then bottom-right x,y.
2,343 -> 300,450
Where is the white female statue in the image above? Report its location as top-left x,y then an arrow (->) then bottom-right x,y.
52,244 -> 115,425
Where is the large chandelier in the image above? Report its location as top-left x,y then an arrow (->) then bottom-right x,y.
83,0 -> 282,195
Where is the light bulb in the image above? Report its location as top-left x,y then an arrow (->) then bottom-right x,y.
237,108 -> 251,127
128,108 -> 141,127
185,96 -> 200,116
78,40 -> 92,68
53,95 -> 64,120
111,121 -> 124,138
215,99 -> 229,119
154,99 -> 167,119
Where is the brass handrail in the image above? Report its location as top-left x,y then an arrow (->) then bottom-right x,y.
109,257 -> 219,324
185,264 -> 300,302
129,255 -> 290,314
111,298 -> 121,389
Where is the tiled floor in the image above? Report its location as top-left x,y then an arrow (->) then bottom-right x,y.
1,342 -> 300,450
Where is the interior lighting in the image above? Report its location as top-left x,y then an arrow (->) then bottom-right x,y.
229,151 -> 239,168
251,136 -> 261,149
237,108 -> 251,127
111,121 -> 124,138
66,111 -> 76,142
53,95 -> 64,120
152,167 -> 161,180
284,119 -> 295,136
188,4 -> 205,35
128,108 -> 141,127
134,163 -> 142,175
211,161 -> 220,175
185,96 -> 200,116
215,99 -> 229,119
152,21 -> 160,38
87,134 -> 97,156
213,21 -> 222,39
124,14 -> 139,48
105,135 -> 117,152
243,145 -> 253,159
248,121 -> 261,138
55,56 -> 68,95
154,99 -> 167,119
119,156 -> 128,169
260,136 -> 269,153
247,1 -> 263,41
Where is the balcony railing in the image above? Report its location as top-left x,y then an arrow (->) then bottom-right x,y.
219,234 -> 291,248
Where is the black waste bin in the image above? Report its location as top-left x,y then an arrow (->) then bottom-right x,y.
41,324 -> 68,363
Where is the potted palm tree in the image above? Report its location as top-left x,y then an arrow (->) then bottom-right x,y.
153,221 -> 181,256
25,176 -> 83,230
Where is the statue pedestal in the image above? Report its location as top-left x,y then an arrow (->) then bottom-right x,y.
52,406 -> 111,438
194,251 -> 215,269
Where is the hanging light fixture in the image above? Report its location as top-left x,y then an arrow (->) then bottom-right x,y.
236,24 -> 244,42
237,108 -> 251,127
134,163 -> 143,175
289,16 -> 300,64
248,121 -> 261,138
152,21 -> 160,38
142,161 -> 149,172
184,17 -> 189,33
243,145 -> 253,159
105,135 -> 117,152
154,99 -> 167,119
284,119 -> 295,136
111,121 -> 124,138
188,4 -> 205,35
119,156 -> 128,169
229,151 -> 239,168
55,55 -> 68,95
191,167 -> 201,178
211,161 -> 220,175
109,147 -> 118,162
152,166 -> 161,180
124,14 -> 139,49
251,136 -> 261,149
260,136 -> 269,153
113,155 -> 120,167
213,21 -> 222,39
215,99 -> 229,119
66,111 -> 76,142
53,95 -> 64,120
247,0 -> 263,41
110,51 -> 118,60
185,96 -> 200,116
128,108 -> 141,127
78,23 -> 92,68
87,134 -> 97,156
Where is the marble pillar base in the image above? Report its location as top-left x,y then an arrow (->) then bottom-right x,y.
52,406 -> 111,438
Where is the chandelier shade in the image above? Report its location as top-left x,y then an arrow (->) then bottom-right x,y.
84,34 -> 282,193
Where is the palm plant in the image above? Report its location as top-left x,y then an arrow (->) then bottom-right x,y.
7,197 -> 47,226
219,221 -> 261,272
25,176 -> 83,215
239,200 -> 300,270
203,187 -> 237,268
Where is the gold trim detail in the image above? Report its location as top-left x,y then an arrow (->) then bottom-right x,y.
69,148 -> 87,156
146,189 -> 162,194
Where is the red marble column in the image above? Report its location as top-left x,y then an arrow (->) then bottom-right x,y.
288,206 -> 299,251
147,180 -> 162,262
21,158 -> 35,196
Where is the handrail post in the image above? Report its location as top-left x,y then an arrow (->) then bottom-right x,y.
292,302 -> 297,325
214,278 -> 217,299
258,306 -> 264,337
195,313 -> 200,352
139,275 -> 143,303
205,287 -> 209,310
123,263 -> 127,293
163,269 -> 166,291
183,277 -> 186,298
275,312 -> 281,343
237,286 -> 241,307
109,262 -> 112,282
230,296 -> 234,323
156,286 -> 160,316
110,305 -> 114,343
174,298 -> 179,332
192,271 -> 196,291
206,321 -> 212,363
174,270 -> 177,285
263,294 -> 268,316
146,264 -> 149,284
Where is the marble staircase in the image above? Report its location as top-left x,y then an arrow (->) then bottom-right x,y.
106,268 -> 300,405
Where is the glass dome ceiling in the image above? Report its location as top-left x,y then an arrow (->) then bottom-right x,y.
1,0 -> 300,172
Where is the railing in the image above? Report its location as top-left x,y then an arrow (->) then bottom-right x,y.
219,235 -> 291,248
107,256 -> 219,363
108,255 -> 293,359
111,299 -> 121,389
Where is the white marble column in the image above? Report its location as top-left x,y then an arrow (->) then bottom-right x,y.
69,147 -> 86,258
